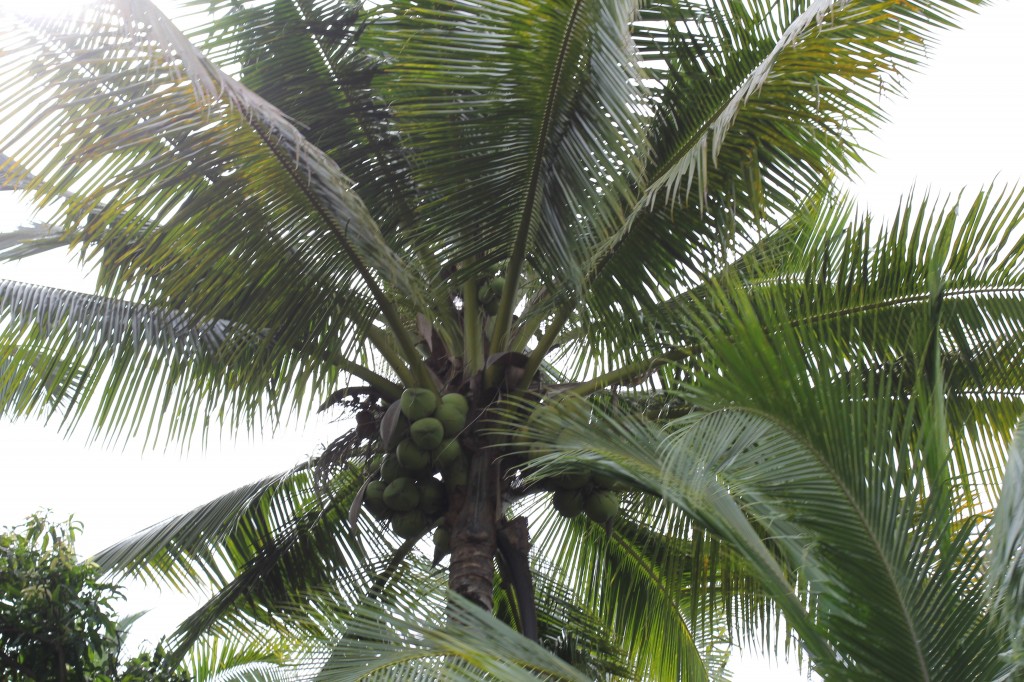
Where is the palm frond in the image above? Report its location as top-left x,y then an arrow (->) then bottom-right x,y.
94,457 -> 412,657
575,0 -> 985,371
525,493 -> 733,681
0,1 -> 435,386
183,635 -> 293,682
664,277 -> 1012,678
182,0 -> 419,238
0,279 -> 398,443
363,0 -> 648,338
313,587 -> 592,681
0,225 -> 65,260
709,185 -> 1024,494
510,397 -> 832,668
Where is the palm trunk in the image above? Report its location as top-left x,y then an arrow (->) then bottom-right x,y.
447,443 -> 499,610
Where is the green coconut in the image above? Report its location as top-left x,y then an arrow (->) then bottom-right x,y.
432,438 -> 464,469
410,417 -> 445,450
379,453 -> 411,483
434,403 -> 467,437
477,277 -> 503,304
478,277 -> 505,316
383,477 -> 420,512
400,387 -> 438,421
552,489 -> 585,518
363,480 -> 390,519
391,510 -> 427,539
584,490 -> 621,524
591,472 -> 618,490
433,525 -> 451,557
440,392 -> 470,415
396,438 -> 432,474
417,478 -> 447,515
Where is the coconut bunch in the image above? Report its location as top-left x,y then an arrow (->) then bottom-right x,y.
520,410 -> 624,525
477,275 -> 505,316
549,471 -> 622,524
365,388 -> 470,542
364,384 -> 624,546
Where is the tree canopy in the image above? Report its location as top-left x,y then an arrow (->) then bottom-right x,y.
0,513 -> 188,681
1,1 -> 1023,679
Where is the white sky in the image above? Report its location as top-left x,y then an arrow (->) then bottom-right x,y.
1,0 -> 1023,679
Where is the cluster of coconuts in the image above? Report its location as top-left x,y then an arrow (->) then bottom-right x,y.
364,388 -> 469,550
477,276 -> 505,316
548,470 -> 622,524
364,384 -> 625,552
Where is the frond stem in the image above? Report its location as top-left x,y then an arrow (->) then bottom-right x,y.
492,0 -> 587,352
364,325 -> 415,388
562,348 -> 691,397
516,305 -> 573,393
324,351 -> 403,402
462,279 -> 485,375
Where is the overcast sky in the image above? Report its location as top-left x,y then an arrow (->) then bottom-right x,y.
1,1 -> 1023,679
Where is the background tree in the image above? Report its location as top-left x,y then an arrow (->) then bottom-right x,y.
0,513 -> 188,681
1,0 -> 1023,679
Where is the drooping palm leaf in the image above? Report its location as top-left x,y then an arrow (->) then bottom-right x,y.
0,279 -> 399,442
0,1 -> 437,392
312,586 -> 593,681
548,279 -> 1016,678
579,0 -> 986,372
182,635 -> 294,682
181,0 -> 419,238
525,493 -> 734,681
93,454 -> 411,654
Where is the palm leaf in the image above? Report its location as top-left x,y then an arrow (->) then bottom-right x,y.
183,635 -> 293,682
525,494 -> 732,681
0,279 -> 398,442
313,586 -> 592,681
182,0 -> 419,237
0,2 -> 435,386
665,280 -> 1012,677
576,0 -> 985,370
361,0 -> 648,344
94,457 -> 409,655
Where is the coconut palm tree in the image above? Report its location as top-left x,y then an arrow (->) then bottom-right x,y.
2,0 -> 1023,679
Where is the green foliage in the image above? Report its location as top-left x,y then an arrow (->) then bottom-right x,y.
117,647 -> 189,682
1,513 -> 121,680
0,514 -> 188,682
1,1 -> 1023,680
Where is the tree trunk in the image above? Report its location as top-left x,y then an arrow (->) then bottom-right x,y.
55,641 -> 66,682
447,440 -> 499,610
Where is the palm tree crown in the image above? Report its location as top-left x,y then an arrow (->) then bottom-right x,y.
2,1 -> 1024,679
